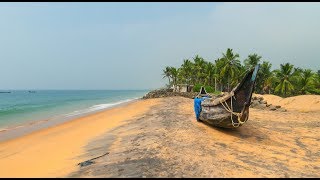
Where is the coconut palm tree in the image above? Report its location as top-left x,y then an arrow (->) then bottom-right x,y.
220,48 -> 241,91
244,53 -> 262,70
233,64 -> 247,88
214,58 -> 226,91
296,69 -> 317,94
274,63 -> 295,97
179,59 -> 194,85
317,70 -> 320,89
256,61 -> 272,93
162,66 -> 172,87
169,67 -> 179,91
204,61 -> 215,86
193,55 -> 207,84
263,75 -> 277,94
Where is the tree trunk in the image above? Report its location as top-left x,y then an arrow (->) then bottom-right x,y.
228,77 -> 230,92
284,84 -> 287,97
214,77 -> 217,92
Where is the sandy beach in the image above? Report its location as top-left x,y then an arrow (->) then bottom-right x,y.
1,95 -> 320,177
2,2 -> 320,178
0,98 -> 160,177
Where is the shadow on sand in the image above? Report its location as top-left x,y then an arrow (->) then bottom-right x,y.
199,120 -> 266,141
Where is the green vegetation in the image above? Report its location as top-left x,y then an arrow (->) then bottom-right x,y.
204,85 -> 214,93
192,84 -> 215,93
162,48 -> 320,97
192,84 -> 203,93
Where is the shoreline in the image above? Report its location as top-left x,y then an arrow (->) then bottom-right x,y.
0,97 -> 160,177
0,98 -> 142,142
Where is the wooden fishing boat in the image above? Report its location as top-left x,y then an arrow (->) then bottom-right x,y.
197,64 -> 260,128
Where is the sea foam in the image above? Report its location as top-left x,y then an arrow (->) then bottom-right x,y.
63,98 -> 138,118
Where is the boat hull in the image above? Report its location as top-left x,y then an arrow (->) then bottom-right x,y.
199,103 -> 249,128
197,64 -> 259,128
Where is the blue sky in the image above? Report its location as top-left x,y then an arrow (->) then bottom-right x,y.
1,2 -> 319,90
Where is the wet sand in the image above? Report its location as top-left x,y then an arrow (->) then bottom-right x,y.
1,96 -> 319,177
69,96 -> 320,178
0,98 -> 160,177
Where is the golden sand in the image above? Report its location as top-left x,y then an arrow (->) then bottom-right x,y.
0,94 -> 319,177
68,96 -> 319,178
177,96 -> 320,177
254,94 -> 320,112
0,99 -> 160,177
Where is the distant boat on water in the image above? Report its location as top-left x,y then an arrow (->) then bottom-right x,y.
28,91 -> 36,93
0,91 -> 11,93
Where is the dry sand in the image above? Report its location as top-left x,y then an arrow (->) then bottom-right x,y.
69,95 -> 320,178
254,94 -> 320,112
1,95 -> 320,178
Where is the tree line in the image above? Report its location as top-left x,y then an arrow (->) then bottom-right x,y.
162,48 -> 320,97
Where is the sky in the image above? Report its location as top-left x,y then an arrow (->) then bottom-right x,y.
0,2 -> 320,90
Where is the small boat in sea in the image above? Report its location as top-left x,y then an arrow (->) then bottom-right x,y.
0,91 -> 11,93
194,64 -> 260,128
28,91 -> 36,93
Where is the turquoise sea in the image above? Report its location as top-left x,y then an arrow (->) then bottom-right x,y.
0,90 -> 149,130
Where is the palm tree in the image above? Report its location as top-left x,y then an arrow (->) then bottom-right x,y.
214,58 -> 222,91
179,59 -> 194,85
263,75 -> 277,94
256,61 -> 272,93
193,55 -> 207,84
317,70 -> 320,89
162,66 -> 172,87
244,53 -> 262,70
204,62 -> 215,86
274,63 -> 295,97
220,48 -> 241,91
296,69 -> 317,94
290,67 -> 304,95
233,64 -> 246,88
169,67 -> 179,91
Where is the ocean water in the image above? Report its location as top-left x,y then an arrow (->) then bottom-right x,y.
0,90 -> 149,130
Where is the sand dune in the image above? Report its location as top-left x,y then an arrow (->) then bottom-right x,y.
254,94 -> 320,112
